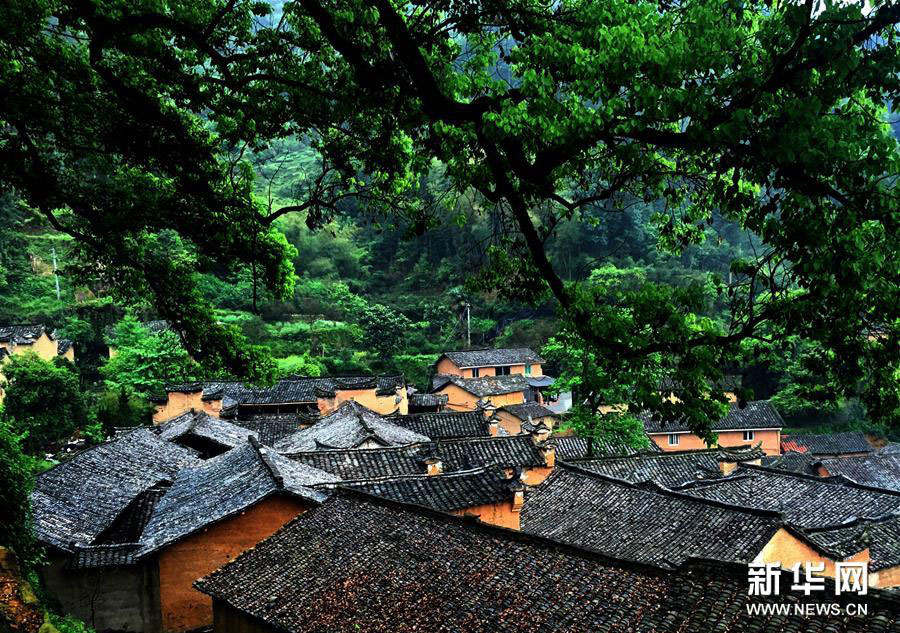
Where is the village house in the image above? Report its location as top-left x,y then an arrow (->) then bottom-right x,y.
273,400 -> 430,452
343,467 -> 525,529
0,324 -> 74,400
553,432 -> 660,460
491,402 -> 559,435
674,463 -> 900,586
151,374 -> 408,423
813,451 -> 900,492
285,429 -> 555,484
435,347 -> 545,378
35,433 -> 338,633
406,391 -> 448,413
194,492 -> 900,633
430,374 -> 533,411
567,444 -> 765,487
387,410 -> 496,439
520,463 -> 825,569
781,431 -> 876,457
642,400 -> 784,455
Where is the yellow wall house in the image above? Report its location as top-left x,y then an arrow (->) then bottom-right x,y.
492,403 -> 559,436
434,347 -> 545,379
0,324 -> 75,401
431,374 -> 533,412
644,400 -> 784,456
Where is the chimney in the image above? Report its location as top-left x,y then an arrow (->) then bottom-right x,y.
717,442 -> 764,475
530,422 -> 551,445
508,480 -> 525,512
540,442 -> 556,469
487,415 -> 500,437
422,455 -> 443,476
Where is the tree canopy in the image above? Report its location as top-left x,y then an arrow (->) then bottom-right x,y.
1,0 -> 897,434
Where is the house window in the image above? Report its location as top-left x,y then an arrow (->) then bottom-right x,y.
525,365 -> 532,376
743,431 -> 755,441
496,366 -> 511,376
668,434 -> 680,446
471,368 -> 480,378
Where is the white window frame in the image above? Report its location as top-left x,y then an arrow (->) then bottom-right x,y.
743,430 -> 755,441
668,433 -> 680,446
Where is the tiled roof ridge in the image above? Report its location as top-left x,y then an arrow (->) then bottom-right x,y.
554,462 -> 785,520
565,446 -> 727,464
249,436 -> 284,489
800,512 -> 900,534
779,524 -> 872,562
329,465 -> 498,486
739,463 -> 900,496
281,433 -> 536,458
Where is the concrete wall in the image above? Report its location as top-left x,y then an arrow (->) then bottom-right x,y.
42,551 -> 162,633
650,429 -> 781,455
452,501 -> 520,530
157,495 -> 309,633
436,384 -> 526,412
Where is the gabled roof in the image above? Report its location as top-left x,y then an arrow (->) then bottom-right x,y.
760,450 -> 821,474
641,400 -> 784,434
781,431 -> 874,455
432,374 -> 530,397
274,401 -> 428,452
166,375 -> 406,405
520,464 -> 782,567
388,411 -> 491,439
408,393 -> 448,408
157,411 -> 256,450
554,435 -> 659,460
439,347 -> 544,368
496,403 -> 557,422
343,467 -> 514,511
675,464 -> 900,528
817,452 -> 900,492
802,515 -> 900,572
566,447 -> 765,487
195,492 -> 900,633
285,435 -> 546,480
0,324 -> 47,344
31,429 -> 200,550
137,439 -> 338,556
226,412 -> 307,446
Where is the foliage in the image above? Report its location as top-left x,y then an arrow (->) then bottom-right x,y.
101,316 -> 197,395
48,614 -> 97,633
1,354 -> 87,454
0,421 -> 41,572
93,389 -> 152,436
358,304 -> 413,365
0,0 -> 897,432
391,354 -> 437,392
274,354 -> 326,379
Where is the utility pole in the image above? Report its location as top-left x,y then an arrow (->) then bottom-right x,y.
465,302 -> 471,348
51,247 -> 60,301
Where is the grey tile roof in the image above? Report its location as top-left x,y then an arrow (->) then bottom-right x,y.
760,450 -> 822,474
554,435 -> 659,460
274,401 -> 429,452
520,464 -> 782,567
0,323 -> 47,344
137,439 -> 338,556
67,543 -> 141,570
388,411 -> 491,439
157,411 -> 256,450
195,492 -> 900,633
227,412 -> 308,446
567,449 -> 740,487
432,374 -> 530,397
817,453 -> 900,492
408,393 -> 448,408
285,435 -> 547,480
496,403 -> 557,422
56,338 -> 74,355
440,347 -> 544,368
676,465 -> 900,528
781,431 -> 874,455
31,429 -> 200,550
343,467 -> 514,511
642,400 -> 784,433
802,515 -> 900,572
167,375 -> 406,405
